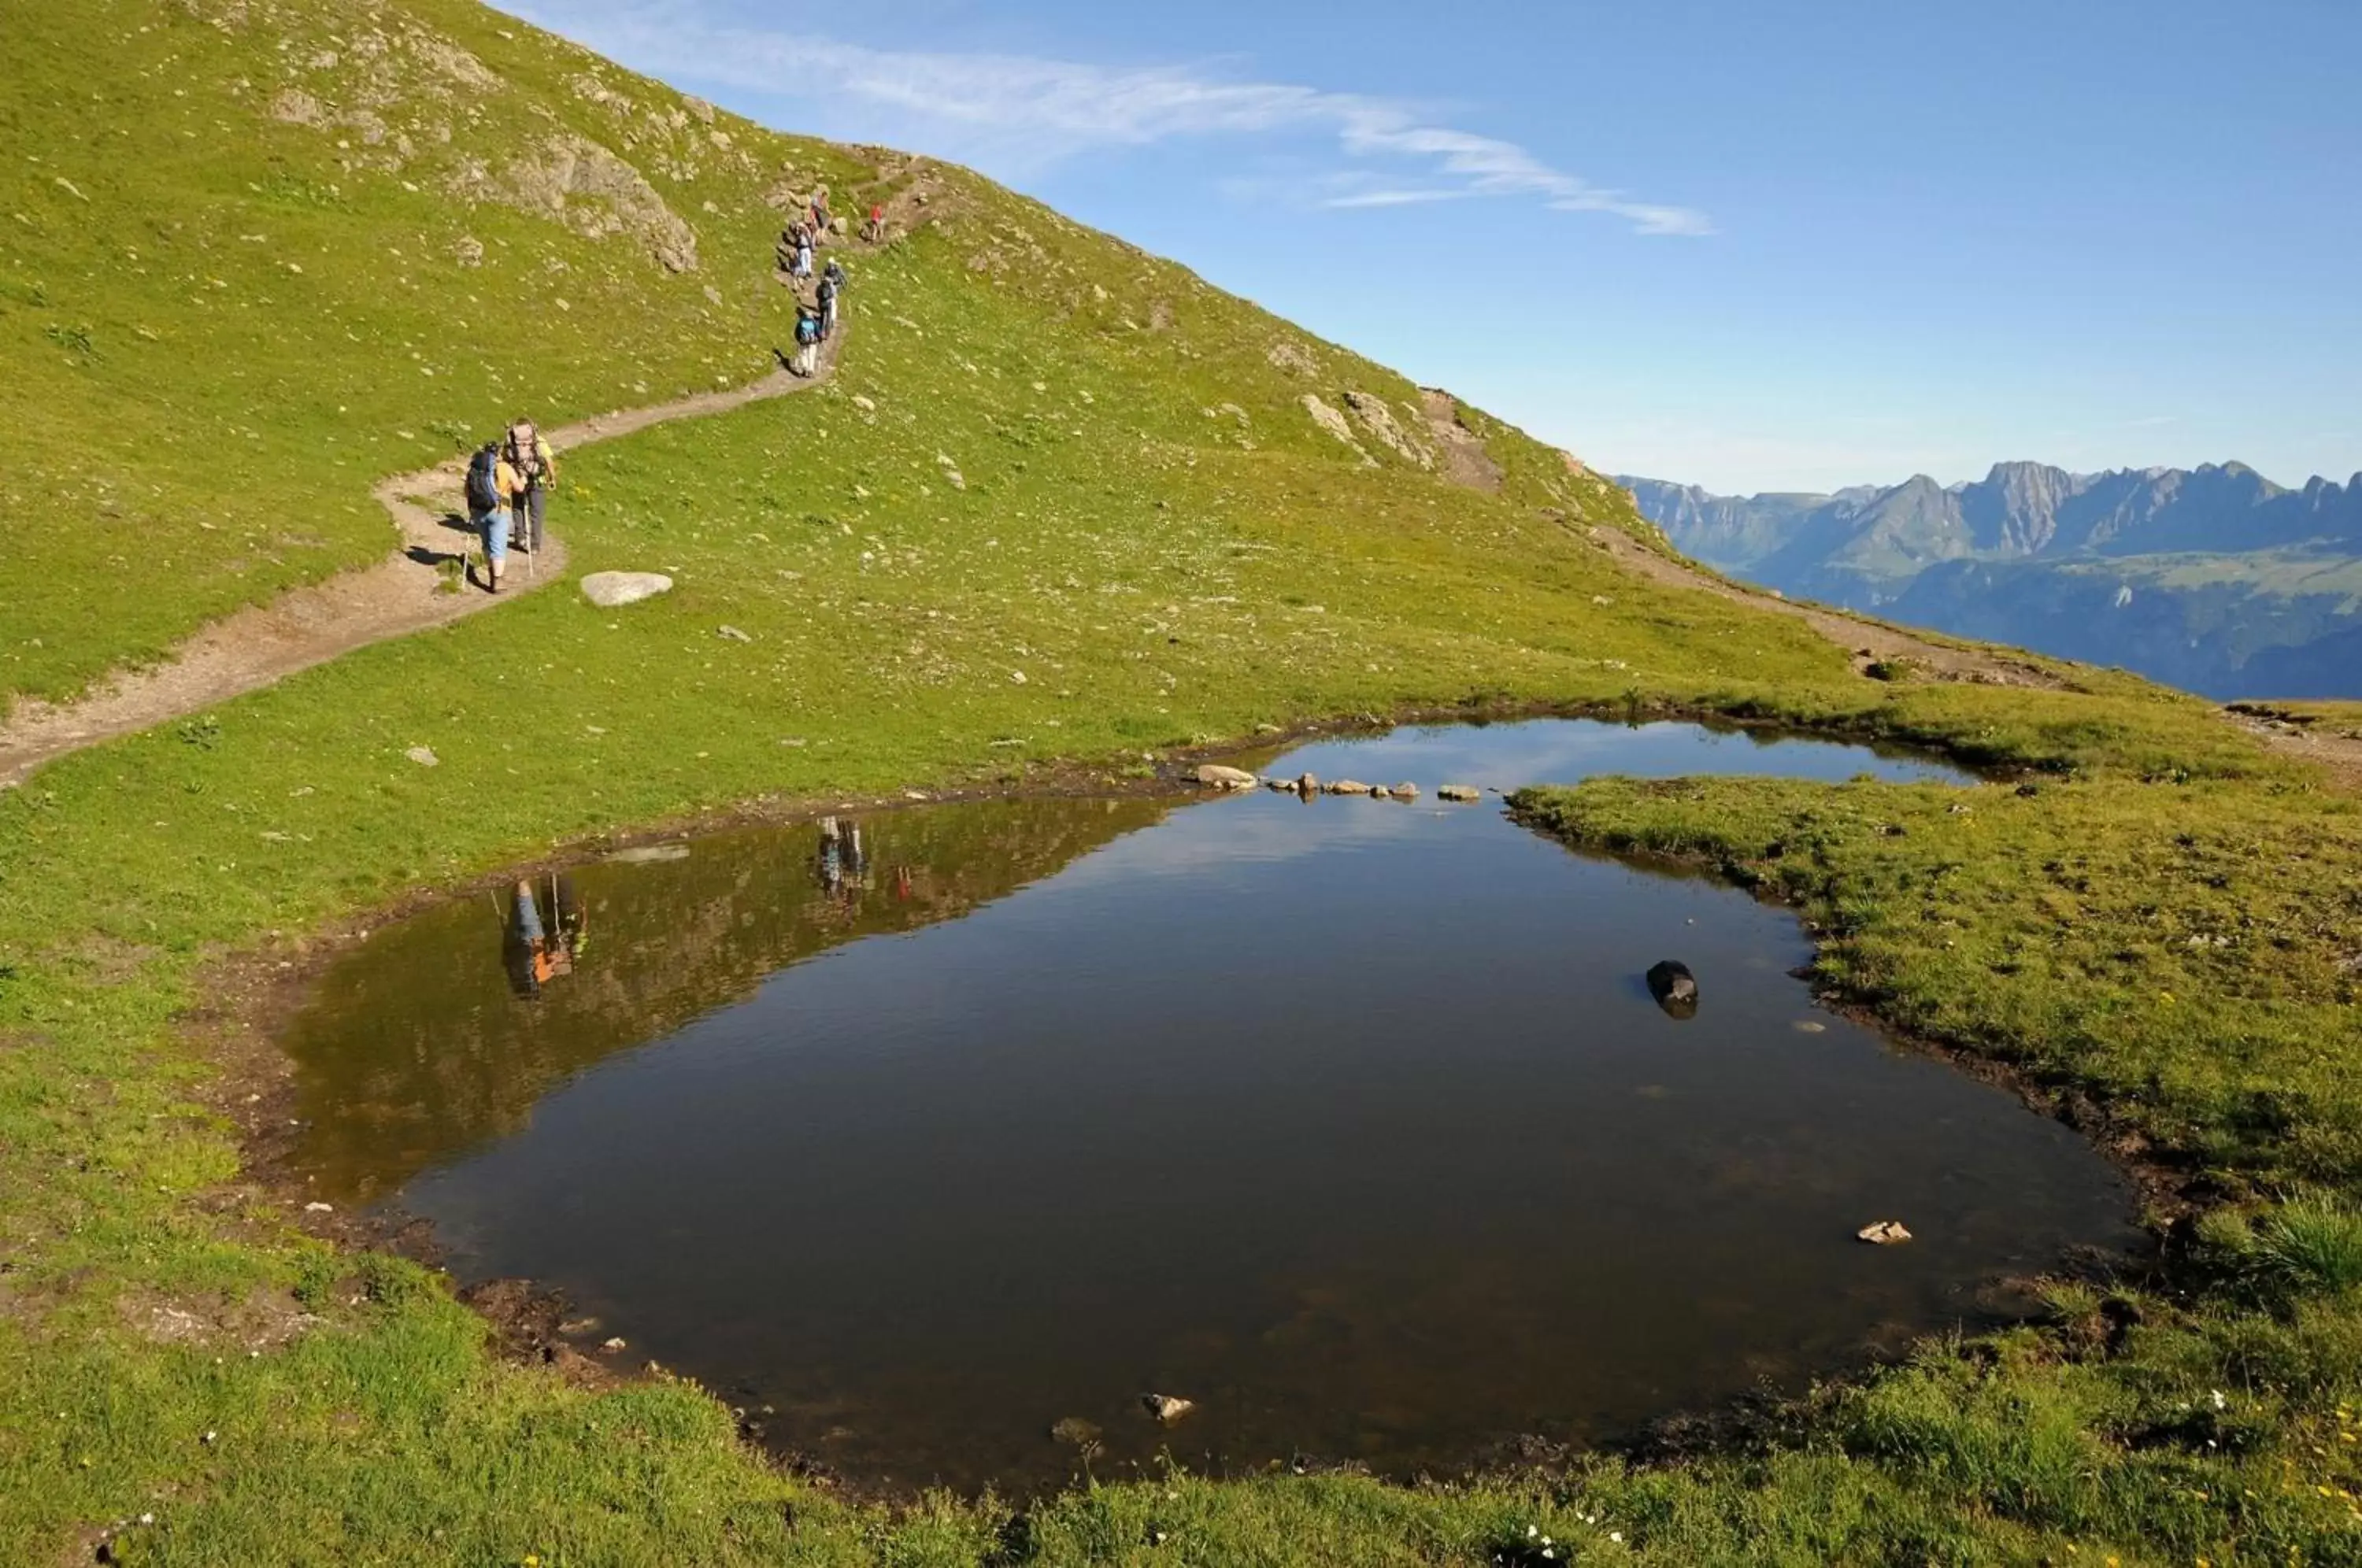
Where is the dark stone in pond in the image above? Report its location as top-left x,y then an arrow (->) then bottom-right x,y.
1647,960 -> 1699,1019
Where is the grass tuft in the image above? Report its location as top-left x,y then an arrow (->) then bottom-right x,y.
2258,1193 -> 2362,1296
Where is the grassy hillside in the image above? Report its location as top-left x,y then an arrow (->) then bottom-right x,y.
0,0 -> 1623,712
4,0 -> 2362,1563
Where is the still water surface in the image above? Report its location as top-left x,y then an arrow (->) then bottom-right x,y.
283,721 -> 2139,1490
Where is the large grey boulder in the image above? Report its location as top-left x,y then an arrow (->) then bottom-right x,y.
581,571 -> 675,608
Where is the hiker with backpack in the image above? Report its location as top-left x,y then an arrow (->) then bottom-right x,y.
865,202 -> 885,243
464,440 -> 523,593
502,418 -> 558,553
793,303 -> 822,376
820,258 -> 847,338
794,222 -> 815,279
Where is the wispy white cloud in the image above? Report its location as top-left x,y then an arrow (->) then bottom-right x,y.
510,1 -> 1711,236
1322,189 -> 1468,209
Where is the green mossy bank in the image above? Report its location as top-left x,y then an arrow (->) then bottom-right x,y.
4,0 -> 2361,1562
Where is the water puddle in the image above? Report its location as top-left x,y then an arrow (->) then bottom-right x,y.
280,721 -> 2139,1492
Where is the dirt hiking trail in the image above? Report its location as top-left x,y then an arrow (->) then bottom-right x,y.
2223,704 -> 2362,790
0,338 -> 841,789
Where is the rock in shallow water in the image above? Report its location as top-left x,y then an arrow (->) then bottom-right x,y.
1437,784 -> 1481,802
1646,960 -> 1700,1019
1049,1416 -> 1102,1448
1646,960 -> 1698,1006
1857,1221 -> 1913,1245
580,571 -> 675,608
1194,764 -> 1258,790
1142,1393 -> 1196,1425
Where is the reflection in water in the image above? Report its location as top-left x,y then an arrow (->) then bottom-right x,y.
503,874 -> 587,999
285,797 -> 1172,1203
281,721 -> 2136,1494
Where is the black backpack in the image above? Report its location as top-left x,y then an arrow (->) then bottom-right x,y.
465,445 -> 501,512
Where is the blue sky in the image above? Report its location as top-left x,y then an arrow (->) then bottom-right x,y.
511,0 -> 2361,495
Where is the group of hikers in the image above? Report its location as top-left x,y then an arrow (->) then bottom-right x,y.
462,419 -> 557,594
457,187 -> 873,593
779,186 -> 854,377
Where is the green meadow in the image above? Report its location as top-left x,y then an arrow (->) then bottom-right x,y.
4,0 -> 2361,1562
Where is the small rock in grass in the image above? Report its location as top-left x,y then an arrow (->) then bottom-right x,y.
1857,1221 -> 1912,1245
303,1201 -> 334,1214
717,624 -> 753,642
404,746 -> 439,768
580,571 -> 674,608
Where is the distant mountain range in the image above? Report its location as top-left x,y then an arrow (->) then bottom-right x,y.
1619,461 -> 2362,698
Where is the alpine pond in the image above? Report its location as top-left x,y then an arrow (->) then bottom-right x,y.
279,721 -> 2142,1492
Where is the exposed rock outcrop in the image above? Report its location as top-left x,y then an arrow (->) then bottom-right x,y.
1342,390 -> 1435,470
1301,394 -> 1375,468
452,133 -> 699,272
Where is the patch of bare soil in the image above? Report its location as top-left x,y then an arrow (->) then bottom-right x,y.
1579,522 -> 2070,689
1419,387 -> 1504,493
120,1286 -> 320,1352
0,338 -> 845,790
2224,704 -> 2362,790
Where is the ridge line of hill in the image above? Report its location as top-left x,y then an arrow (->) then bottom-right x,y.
0,333 -> 842,790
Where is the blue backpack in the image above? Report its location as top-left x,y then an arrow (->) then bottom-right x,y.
796,313 -> 820,346
465,445 -> 501,512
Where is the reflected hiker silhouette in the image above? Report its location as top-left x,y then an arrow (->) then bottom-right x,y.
504,874 -> 587,998
816,817 -> 872,910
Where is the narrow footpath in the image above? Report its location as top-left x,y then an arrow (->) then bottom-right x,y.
0,337 -> 840,789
